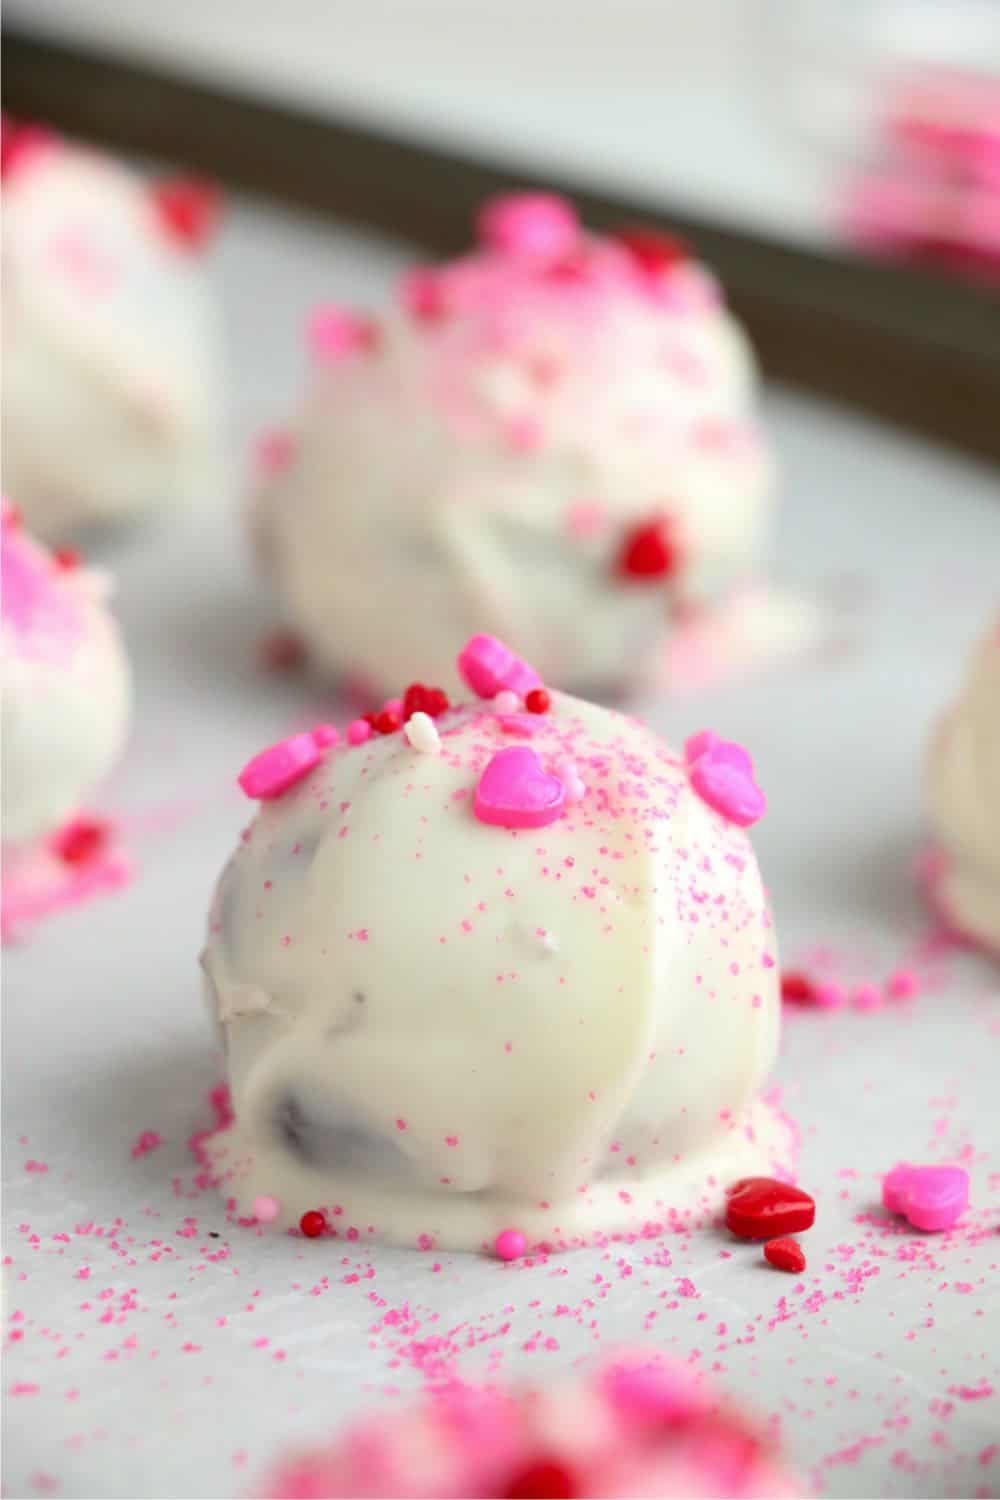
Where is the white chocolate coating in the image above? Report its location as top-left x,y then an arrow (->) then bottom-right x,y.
2,132 -> 221,539
926,618 -> 1000,955
203,686 -> 789,1251
1,516 -> 131,844
255,199 -> 774,696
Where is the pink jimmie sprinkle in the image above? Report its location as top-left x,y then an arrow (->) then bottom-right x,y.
882,1162 -> 970,1231
252,1195 -> 281,1223
477,191 -> 580,258
684,731 -> 766,829
307,304 -> 377,363
494,1228 -> 527,1261
457,634 -> 541,700
474,746 -> 565,830
238,726 -> 338,800
346,718 -> 372,746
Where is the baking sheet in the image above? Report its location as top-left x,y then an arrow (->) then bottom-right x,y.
3,191 -> 999,1500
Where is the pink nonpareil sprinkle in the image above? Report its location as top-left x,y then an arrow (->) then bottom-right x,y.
252,1195 -> 281,1223
130,1130 -> 163,1159
814,981 -> 847,1010
882,1162 -> 970,1232
238,726 -> 338,800
505,414 -> 543,451
492,689 -> 521,715
558,758 -> 587,805
494,1228 -> 527,1261
255,428 -> 296,476
346,718 -> 372,746
851,982 -> 883,1012
887,967 -> 920,1000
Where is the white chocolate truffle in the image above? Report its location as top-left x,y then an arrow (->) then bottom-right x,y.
927,617 -> 1000,955
202,637 -> 790,1251
254,194 -> 774,697
1,506 -> 131,845
1,121 -> 222,539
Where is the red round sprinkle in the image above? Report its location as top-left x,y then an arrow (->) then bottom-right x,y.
780,970 -> 815,1005
764,1237 -> 807,1273
525,687 -> 551,714
53,548 -> 81,571
299,1210 -> 326,1239
503,1456 -> 577,1499
151,177 -> 221,251
52,818 -> 108,866
725,1177 -> 815,1240
616,225 -> 689,274
3,503 -> 23,531
373,708 -> 402,735
259,630 -> 307,673
617,516 -> 679,581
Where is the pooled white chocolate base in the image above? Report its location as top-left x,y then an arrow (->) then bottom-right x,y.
203,679 -> 790,1250
926,621 -> 1000,956
207,1094 -> 792,1251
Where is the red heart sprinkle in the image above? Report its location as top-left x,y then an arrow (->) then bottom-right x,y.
617,516 -> 679,581
616,225 -> 689,274
423,687 -> 450,718
503,1457 -> 578,1499
403,683 -> 450,719
373,708 -> 402,735
725,1177 -> 815,1239
763,1237 -> 807,1273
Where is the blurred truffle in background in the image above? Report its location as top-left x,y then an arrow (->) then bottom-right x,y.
252,193 -> 775,699
1,117 -> 224,540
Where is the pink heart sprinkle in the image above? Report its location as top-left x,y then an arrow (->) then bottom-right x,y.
684,730 -> 766,828
457,635 -> 541,700
307,304 -> 376,363
882,1162 -> 969,1232
474,746 -> 565,830
238,726 -> 338,801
